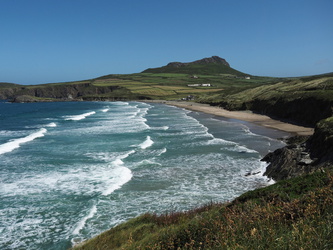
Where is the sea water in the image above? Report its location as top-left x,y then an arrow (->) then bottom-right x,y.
0,101 -> 288,249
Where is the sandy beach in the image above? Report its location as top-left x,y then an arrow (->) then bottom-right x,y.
145,100 -> 314,136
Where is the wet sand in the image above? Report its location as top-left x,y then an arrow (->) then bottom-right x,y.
145,100 -> 314,136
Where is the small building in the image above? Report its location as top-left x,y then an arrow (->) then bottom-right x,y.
201,83 -> 211,87
182,95 -> 195,101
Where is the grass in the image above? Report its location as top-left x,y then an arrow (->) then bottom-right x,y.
88,72 -> 279,100
73,168 -> 333,249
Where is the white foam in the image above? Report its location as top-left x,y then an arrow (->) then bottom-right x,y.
136,159 -> 162,167
101,108 -> 109,112
0,128 -> 47,155
73,205 -> 97,235
64,111 -> 96,121
112,101 -> 129,106
85,150 -> 135,163
46,122 -> 57,127
245,161 -> 276,185
87,150 -> 135,196
151,126 -> 169,131
205,138 -> 235,145
158,148 -> 167,156
102,166 -> 133,196
139,136 -> 154,149
235,145 -> 258,154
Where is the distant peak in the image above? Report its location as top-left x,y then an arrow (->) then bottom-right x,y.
167,56 -> 230,68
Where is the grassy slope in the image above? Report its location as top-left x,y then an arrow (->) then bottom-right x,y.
197,73 -> 333,105
89,72 -> 280,100
74,168 -> 333,249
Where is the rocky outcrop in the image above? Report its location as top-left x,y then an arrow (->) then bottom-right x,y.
262,140 -> 315,181
307,117 -> 333,163
262,118 -> 333,181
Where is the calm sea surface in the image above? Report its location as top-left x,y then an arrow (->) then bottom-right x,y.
0,101 -> 288,249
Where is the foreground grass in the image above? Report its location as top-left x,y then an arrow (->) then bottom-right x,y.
74,168 -> 333,249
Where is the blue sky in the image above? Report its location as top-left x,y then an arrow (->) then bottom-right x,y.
1,0 -> 332,85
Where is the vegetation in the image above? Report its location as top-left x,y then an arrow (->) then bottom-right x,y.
0,82 -> 20,88
142,62 -> 247,76
73,168 -> 333,249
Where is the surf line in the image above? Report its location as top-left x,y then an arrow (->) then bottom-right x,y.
72,204 -> 97,235
64,111 -> 96,121
0,128 -> 47,155
138,136 -> 154,149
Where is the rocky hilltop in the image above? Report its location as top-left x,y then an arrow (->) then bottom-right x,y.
142,56 -> 246,75
166,56 -> 230,68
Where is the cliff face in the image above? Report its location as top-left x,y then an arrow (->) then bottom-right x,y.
308,117 -> 333,163
262,118 -> 333,181
0,83 -> 121,102
248,96 -> 333,127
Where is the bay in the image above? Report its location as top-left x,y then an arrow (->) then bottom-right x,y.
0,101 -> 287,249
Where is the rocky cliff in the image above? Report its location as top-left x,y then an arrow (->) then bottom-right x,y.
262,117 -> 333,181
0,83 -> 121,102
247,96 -> 333,127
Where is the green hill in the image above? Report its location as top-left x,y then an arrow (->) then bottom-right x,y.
142,56 -> 248,76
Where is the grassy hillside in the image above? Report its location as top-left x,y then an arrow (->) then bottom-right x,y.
73,168 -> 333,249
0,82 -> 21,88
90,73 -> 279,100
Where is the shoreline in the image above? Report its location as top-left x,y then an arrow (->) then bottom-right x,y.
144,100 -> 314,136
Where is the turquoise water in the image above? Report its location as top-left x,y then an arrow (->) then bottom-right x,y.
0,101 -> 287,249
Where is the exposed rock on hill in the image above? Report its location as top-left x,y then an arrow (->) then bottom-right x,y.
142,56 -> 246,75
167,56 -> 230,68
262,118 -> 333,181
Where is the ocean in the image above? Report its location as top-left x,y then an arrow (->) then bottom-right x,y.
0,101 -> 288,249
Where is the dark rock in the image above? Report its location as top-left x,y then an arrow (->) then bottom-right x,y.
12,95 -> 38,103
307,117 -> 333,163
262,119 -> 333,181
262,146 -> 315,181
